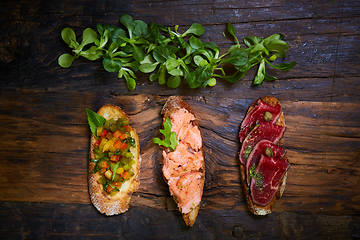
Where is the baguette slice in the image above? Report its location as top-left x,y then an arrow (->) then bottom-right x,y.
161,96 -> 205,227
88,104 -> 141,216
240,96 -> 287,215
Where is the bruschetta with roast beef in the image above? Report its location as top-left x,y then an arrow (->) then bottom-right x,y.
239,96 -> 289,215
86,105 -> 141,215
153,96 -> 205,227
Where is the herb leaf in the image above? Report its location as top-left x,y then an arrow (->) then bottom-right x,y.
103,57 -> 122,72
81,28 -> 98,46
111,162 -> 121,181
227,23 -> 239,45
253,59 -> 266,86
244,146 -> 253,159
189,36 -> 203,49
182,23 -> 204,37
79,46 -> 102,60
139,62 -> 159,73
58,53 -> 75,68
153,117 -> 178,151
167,76 -> 181,88
249,164 -> 263,189
267,61 -> 296,71
85,108 -> 106,136
61,27 -> 77,46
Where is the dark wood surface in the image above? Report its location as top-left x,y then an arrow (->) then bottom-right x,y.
1,0 -> 360,239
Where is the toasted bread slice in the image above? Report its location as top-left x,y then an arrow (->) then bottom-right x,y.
240,96 -> 287,215
161,96 -> 205,227
88,104 -> 141,216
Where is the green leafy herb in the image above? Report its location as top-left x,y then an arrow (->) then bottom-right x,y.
249,164 -> 263,189
227,23 -> 239,45
61,28 -> 77,47
58,53 -> 75,68
181,23 -> 204,37
59,15 -> 295,90
81,28 -> 98,47
153,117 -> 178,151
110,162 -> 120,181
167,76 -> 181,88
265,147 -> 274,157
244,146 -> 252,159
85,108 -> 106,136
90,159 -> 99,163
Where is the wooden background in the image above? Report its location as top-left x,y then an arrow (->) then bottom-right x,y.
1,0 -> 360,239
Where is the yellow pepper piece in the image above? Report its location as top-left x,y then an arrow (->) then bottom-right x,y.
99,138 -> 108,152
102,138 -> 115,152
116,167 -> 124,175
104,170 -> 112,180
96,126 -> 104,137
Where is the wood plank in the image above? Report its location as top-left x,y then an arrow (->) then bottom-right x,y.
2,0 -> 360,23
1,1 -> 360,102
0,90 -> 359,215
0,202 -> 359,239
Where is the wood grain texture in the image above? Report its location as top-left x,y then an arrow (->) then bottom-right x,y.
0,1 -> 359,102
0,91 -> 359,215
1,202 -> 359,240
1,0 -> 360,239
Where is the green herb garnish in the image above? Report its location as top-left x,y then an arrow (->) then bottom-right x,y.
153,117 -> 178,151
265,147 -> 274,157
90,158 -> 99,163
244,146 -> 252,159
85,108 -> 106,136
249,164 -> 263,189
59,15 -> 295,90
110,162 -> 120,181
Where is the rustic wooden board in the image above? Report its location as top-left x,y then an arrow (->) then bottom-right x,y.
0,92 -> 359,216
1,202 -> 359,239
1,0 -> 360,239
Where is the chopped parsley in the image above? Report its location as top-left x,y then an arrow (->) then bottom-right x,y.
249,164 -> 263,190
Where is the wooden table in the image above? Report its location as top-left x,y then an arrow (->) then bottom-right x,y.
1,0 -> 359,239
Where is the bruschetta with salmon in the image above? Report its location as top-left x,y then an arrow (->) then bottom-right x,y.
153,96 -> 205,226
86,105 -> 141,215
239,96 -> 289,215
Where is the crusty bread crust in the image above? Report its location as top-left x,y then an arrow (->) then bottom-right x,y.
161,96 -> 205,227
240,96 -> 287,215
88,104 -> 141,216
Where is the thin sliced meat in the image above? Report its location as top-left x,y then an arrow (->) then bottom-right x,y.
245,140 -> 285,185
168,171 -> 203,214
239,122 -> 285,165
239,99 -> 282,142
250,155 -> 289,206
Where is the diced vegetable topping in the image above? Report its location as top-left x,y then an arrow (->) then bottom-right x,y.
105,170 -> 113,180
122,171 -> 131,180
116,167 -> 124,175
90,116 -> 136,195
100,129 -> 108,138
114,140 -> 128,150
96,126 -> 104,137
110,155 -> 121,162
106,185 -> 114,193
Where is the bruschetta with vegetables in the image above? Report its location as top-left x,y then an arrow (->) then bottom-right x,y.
239,96 -> 289,215
153,96 -> 205,227
86,105 -> 141,215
